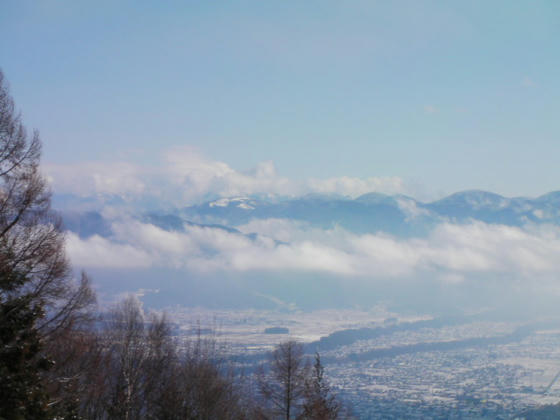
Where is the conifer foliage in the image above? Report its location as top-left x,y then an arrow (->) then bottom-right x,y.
0,295 -> 50,419
302,352 -> 341,420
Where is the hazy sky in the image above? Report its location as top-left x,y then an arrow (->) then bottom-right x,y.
2,1 -> 560,199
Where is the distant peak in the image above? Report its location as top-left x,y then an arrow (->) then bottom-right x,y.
535,190 -> 560,203
355,192 -> 397,205
431,190 -> 509,210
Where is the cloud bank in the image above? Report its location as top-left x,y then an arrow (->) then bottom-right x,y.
49,147 -> 560,302
45,147 -> 415,206
66,218 -> 560,290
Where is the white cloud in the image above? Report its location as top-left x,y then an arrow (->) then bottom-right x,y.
163,147 -> 295,201
396,197 -> 432,221
44,162 -> 146,197
66,217 -> 560,286
66,232 -> 153,269
44,147 -> 415,206
237,218 -> 310,243
306,176 -> 406,198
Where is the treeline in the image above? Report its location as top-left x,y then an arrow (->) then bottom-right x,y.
0,69 -> 349,419
6,289 -> 349,419
46,295 -> 349,419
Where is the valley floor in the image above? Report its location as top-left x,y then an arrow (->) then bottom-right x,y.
161,306 -> 560,419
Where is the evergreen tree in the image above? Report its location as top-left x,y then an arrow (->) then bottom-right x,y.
0,293 -> 51,419
301,352 -> 341,420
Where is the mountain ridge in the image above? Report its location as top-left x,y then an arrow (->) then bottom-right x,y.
56,189 -> 560,239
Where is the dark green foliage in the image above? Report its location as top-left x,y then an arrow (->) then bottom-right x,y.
0,296 -> 51,420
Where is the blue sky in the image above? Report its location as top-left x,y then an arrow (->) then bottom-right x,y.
2,1 -> 560,199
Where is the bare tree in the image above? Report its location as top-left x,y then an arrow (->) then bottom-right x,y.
160,325 -> 250,420
258,340 -> 310,420
0,69 -> 95,330
0,68 -> 96,417
82,296 -> 250,420
43,325 -> 109,419
104,295 -> 149,419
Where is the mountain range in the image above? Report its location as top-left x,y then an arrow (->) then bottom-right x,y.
55,190 -> 560,239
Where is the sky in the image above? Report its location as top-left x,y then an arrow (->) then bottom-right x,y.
4,1 -> 560,311
2,1 -> 560,200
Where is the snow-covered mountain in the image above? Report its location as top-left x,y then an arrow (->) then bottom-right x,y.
56,190 -> 560,238
53,190 -> 560,312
